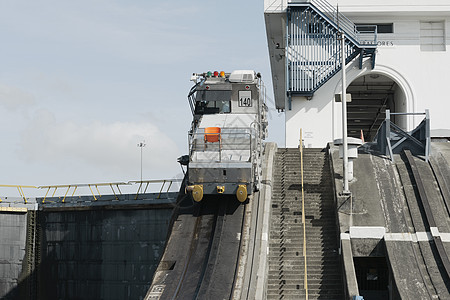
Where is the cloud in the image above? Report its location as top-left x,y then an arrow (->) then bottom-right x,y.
0,84 -> 35,110
19,110 -> 179,177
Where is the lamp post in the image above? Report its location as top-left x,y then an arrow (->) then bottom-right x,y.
137,141 -> 146,182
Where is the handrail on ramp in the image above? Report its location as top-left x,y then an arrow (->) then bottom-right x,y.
299,129 -> 309,299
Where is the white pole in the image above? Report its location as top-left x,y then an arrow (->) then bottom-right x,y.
341,31 -> 349,193
137,141 -> 146,182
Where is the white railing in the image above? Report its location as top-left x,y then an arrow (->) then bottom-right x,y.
189,128 -> 256,163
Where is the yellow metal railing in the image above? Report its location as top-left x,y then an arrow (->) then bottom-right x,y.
40,179 -> 181,203
299,129 -> 308,299
0,185 -> 37,204
130,179 -> 180,200
0,179 -> 182,204
39,182 -> 129,203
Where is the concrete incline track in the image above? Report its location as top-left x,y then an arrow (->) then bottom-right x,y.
364,150 -> 433,298
395,150 -> 450,298
146,195 -> 245,300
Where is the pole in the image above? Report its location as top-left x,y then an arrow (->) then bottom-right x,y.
137,141 -> 146,182
341,31 -> 349,193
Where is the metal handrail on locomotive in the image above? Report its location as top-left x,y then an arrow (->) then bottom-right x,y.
185,70 -> 268,202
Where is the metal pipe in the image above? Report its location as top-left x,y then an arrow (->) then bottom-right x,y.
88,185 -> 98,201
390,112 -> 426,116
286,9 -> 290,108
110,184 -> 118,200
341,31 -> 349,193
62,186 -> 71,203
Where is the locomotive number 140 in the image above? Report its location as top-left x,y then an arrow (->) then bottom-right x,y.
238,91 -> 252,107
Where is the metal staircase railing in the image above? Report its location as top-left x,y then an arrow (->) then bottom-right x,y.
289,0 -> 377,47
285,0 -> 377,99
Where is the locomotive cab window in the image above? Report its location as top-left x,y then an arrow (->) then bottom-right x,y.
195,90 -> 232,114
216,100 -> 231,113
195,100 -> 231,114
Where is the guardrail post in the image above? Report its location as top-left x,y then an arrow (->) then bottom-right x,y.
157,180 -> 166,199
62,186 -> 71,203
110,184 -> 119,200
425,109 -> 430,162
385,109 -> 392,159
88,185 -> 98,201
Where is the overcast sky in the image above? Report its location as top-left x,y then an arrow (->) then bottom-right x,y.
0,0 -> 284,197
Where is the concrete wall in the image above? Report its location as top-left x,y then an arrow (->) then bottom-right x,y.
0,194 -> 175,300
0,212 -> 27,299
38,209 -> 172,300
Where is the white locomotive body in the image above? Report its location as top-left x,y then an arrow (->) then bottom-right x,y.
186,70 -> 268,202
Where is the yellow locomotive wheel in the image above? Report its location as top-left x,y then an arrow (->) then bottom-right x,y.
236,185 -> 247,202
192,185 -> 204,202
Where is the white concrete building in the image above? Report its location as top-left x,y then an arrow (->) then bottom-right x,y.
265,0 -> 450,147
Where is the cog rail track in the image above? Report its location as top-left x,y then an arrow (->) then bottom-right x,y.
146,196 -> 245,300
267,148 -> 305,299
403,150 -> 450,284
267,148 -> 343,299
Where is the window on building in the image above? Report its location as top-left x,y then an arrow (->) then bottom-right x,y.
356,23 -> 393,34
420,21 -> 446,51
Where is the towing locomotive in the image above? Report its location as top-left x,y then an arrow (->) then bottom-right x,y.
183,70 -> 268,202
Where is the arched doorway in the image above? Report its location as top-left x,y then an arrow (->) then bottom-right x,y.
346,73 -> 407,141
